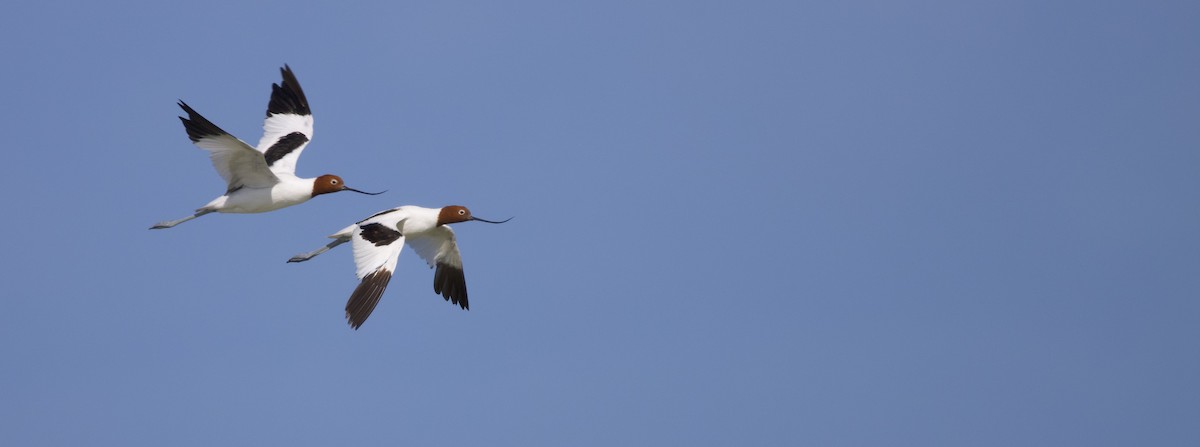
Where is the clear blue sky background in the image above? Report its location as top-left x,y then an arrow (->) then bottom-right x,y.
2,1 -> 1197,445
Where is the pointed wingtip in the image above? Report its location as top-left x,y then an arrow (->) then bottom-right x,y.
345,268 -> 392,330
267,64 -> 310,117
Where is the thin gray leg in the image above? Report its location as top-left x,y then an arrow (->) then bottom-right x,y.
287,236 -> 351,263
149,209 -> 215,229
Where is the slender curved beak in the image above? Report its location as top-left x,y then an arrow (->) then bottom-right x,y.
471,216 -> 513,224
344,187 -> 386,195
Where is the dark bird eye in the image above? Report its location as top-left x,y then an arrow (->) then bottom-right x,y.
458,210 -> 466,215
331,179 -> 339,184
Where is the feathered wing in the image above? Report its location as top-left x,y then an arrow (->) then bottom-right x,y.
345,220 -> 405,329
406,226 -> 469,309
177,101 -> 279,192
255,65 -> 313,177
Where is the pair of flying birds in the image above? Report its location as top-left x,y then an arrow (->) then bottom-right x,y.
150,65 -> 508,329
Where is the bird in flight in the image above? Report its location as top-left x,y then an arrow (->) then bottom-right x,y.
151,65 -> 381,230
288,205 -> 511,329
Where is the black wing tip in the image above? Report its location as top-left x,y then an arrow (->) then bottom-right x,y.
433,263 -> 469,310
346,269 -> 392,330
177,100 -> 198,118
281,64 -> 298,83
176,101 -> 228,142
267,64 -> 311,117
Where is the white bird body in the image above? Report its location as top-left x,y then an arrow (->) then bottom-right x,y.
325,206 -> 435,237
288,205 -> 510,329
198,173 -> 324,214
151,65 -> 379,229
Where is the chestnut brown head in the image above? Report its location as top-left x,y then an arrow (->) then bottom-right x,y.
311,174 -> 385,197
437,205 -> 512,226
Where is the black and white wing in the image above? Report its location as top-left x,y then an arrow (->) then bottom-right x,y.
255,65 -> 314,177
177,101 -> 279,192
345,220 -> 405,329
406,226 -> 469,310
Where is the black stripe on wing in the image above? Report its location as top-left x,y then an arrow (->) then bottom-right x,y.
177,101 -> 232,142
359,223 -> 402,246
433,262 -> 469,310
267,64 -> 310,117
357,208 -> 400,224
346,269 -> 391,330
263,131 -> 309,166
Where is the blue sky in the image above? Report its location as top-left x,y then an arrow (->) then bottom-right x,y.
2,1 -> 1198,445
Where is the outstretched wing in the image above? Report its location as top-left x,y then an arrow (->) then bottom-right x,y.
406,226 -> 468,310
177,101 -> 279,192
345,221 -> 405,329
255,65 -> 313,177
